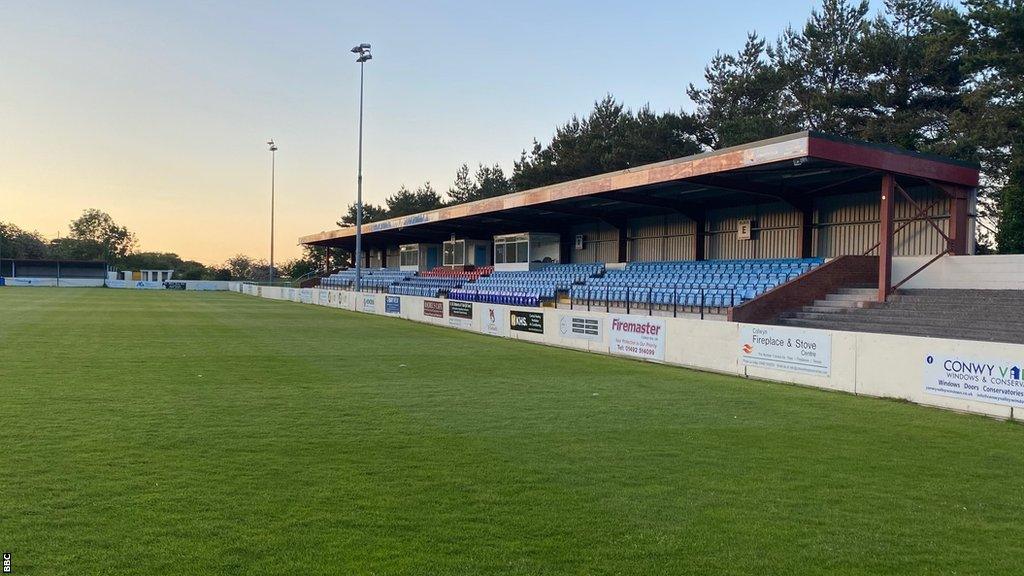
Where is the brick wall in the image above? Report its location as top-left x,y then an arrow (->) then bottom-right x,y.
728,255 -> 878,324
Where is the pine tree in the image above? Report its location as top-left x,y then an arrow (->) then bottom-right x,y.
858,0 -> 969,154
773,0 -> 873,135
688,33 -> 800,148
959,0 -> 1024,252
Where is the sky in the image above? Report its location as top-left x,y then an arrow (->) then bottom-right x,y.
2,0 -> 842,265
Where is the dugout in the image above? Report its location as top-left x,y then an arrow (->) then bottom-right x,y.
0,258 -> 108,279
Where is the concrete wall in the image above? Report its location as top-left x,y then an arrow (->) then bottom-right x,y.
5,279 -> 237,290
893,255 -> 1024,290
3,278 -> 105,287
236,284 -> 1024,422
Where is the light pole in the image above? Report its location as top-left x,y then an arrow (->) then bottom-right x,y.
351,43 -> 371,291
268,138 -> 278,285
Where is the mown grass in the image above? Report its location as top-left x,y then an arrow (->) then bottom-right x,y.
1,288 -> 1021,575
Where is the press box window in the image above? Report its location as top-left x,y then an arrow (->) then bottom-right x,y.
442,240 -> 467,266
399,245 -> 419,267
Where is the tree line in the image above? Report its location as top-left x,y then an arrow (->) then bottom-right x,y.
343,0 -> 1022,253
0,210 -> 321,282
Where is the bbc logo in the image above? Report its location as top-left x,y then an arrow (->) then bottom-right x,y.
2,552 -> 10,573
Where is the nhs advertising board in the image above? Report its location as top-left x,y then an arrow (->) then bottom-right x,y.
923,353 -> 1024,408
739,325 -> 831,376
510,311 -> 544,334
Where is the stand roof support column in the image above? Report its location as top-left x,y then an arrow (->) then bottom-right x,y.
878,173 -> 895,302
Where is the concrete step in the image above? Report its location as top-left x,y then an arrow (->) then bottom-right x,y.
787,309 -> 1021,329
778,317 -> 1024,344
883,302 -> 1024,316
837,287 -> 878,296
775,287 -> 1024,345
899,288 -> 1024,298
891,295 -> 1024,305
831,302 -> 1022,316
892,292 -> 1024,303
825,292 -> 874,303
811,299 -> 863,309
797,305 -> 849,314
835,310 -> 1021,324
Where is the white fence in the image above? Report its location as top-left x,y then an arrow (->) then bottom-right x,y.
236,284 -> 1024,421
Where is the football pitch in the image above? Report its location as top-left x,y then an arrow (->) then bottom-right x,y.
1,288 -> 1022,575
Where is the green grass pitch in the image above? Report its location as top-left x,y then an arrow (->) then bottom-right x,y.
1,288 -> 1022,575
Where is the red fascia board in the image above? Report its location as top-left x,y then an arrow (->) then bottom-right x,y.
807,136 -> 979,188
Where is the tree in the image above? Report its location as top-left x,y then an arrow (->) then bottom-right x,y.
282,257 -> 318,279
175,260 -> 209,280
118,251 -> 185,271
0,222 -> 49,259
773,0 -> 873,135
688,33 -> 801,148
384,182 -> 444,217
857,0 -> 968,154
512,95 -> 702,190
958,0 -> 1024,252
447,163 -> 512,204
223,254 -> 254,280
223,254 -> 276,281
206,266 -> 233,281
48,237 -> 105,261
67,209 -> 137,261
448,164 -> 476,204
302,244 -> 349,270
337,203 -> 388,227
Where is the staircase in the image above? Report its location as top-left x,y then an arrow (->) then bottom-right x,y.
777,288 -> 1024,344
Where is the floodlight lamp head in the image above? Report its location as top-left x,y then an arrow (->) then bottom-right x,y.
267,139 -> 277,151
357,53 -> 372,63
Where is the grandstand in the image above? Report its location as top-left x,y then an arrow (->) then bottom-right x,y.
299,131 -> 1016,341
320,268 -> 412,290
451,263 -> 602,306
571,258 -> 822,312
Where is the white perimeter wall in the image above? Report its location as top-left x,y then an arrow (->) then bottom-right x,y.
3,278 -> 105,287
236,284 -> 1024,422
2,279 -> 239,290
893,254 -> 1024,290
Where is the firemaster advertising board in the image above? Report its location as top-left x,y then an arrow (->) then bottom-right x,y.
608,315 -> 666,360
